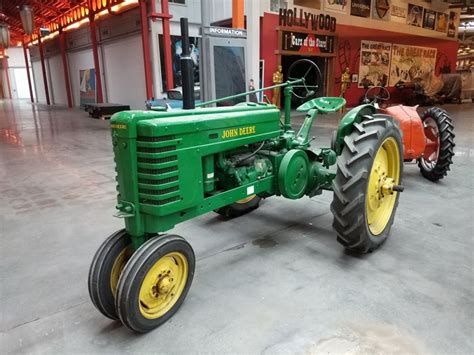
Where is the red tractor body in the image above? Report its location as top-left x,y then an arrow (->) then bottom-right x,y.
384,105 -> 426,160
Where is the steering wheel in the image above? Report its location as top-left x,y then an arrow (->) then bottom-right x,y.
364,86 -> 390,105
287,58 -> 322,100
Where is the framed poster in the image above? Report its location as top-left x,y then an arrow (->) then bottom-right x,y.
351,0 -> 371,18
372,0 -> 390,21
79,68 -> 96,107
391,4 -> 406,19
358,40 -> 392,88
436,12 -> 449,33
423,9 -> 436,30
323,0 -> 348,14
447,11 -> 457,38
407,4 -> 423,27
389,44 -> 437,86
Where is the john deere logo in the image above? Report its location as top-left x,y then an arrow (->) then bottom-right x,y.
375,0 -> 390,19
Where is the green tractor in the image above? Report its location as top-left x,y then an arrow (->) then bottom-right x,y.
88,57 -> 404,333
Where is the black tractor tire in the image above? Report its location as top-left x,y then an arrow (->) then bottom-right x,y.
88,229 -> 133,320
215,195 -> 262,218
331,115 -> 404,254
115,234 -> 195,333
418,107 -> 455,181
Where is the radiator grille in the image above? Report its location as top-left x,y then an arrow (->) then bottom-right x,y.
136,135 -> 180,207
137,166 -> 178,175
137,155 -> 177,164
137,145 -> 176,153
139,196 -> 180,205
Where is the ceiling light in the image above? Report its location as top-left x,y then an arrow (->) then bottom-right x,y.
19,5 -> 35,35
0,24 -> 10,48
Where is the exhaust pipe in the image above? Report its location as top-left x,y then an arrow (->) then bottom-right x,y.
180,18 -> 195,109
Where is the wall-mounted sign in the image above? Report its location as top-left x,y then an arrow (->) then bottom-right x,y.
323,0 -> 348,14
358,40 -> 392,88
391,4 -> 407,18
389,44 -> 437,86
447,11 -> 457,38
407,4 -> 423,27
281,31 -> 335,54
294,0 -> 322,10
350,0 -> 371,18
423,9 -> 436,30
278,7 -> 337,32
202,26 -> 247,38
435,12 -> 448,33
372,0 -> 390,21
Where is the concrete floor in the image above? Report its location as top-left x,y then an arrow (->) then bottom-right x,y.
1,99 -> 473,354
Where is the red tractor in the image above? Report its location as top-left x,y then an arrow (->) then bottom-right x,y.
353,86 -> 455,181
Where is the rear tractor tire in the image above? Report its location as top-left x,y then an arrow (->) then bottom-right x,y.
418,107 -> 455,181
215,195 -> 262,218
331,115 -> 404,254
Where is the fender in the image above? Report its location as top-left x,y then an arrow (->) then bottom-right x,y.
334,104 -> 377,155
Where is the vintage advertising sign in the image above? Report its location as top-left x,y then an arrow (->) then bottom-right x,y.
435,12 -> 449,33
447,11 -> 458,38
323,0 -> 348,14
351,0 -> 371,17
423,9 -> 436,30
358,40 -> 392,88
281,31 -> 335,54
407,4 -> 423,27
389,44 -> 437,86
391,4 -> 406,18
278,7 -> 337,32
372,0 -> 390,21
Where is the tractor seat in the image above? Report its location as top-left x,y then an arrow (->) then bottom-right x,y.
296,97 -> 346,113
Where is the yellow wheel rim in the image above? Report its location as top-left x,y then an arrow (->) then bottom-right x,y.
366,137 -> 400,236
235,194 -> 256,204
139,252 -> 188,319
110,245 -> 133,297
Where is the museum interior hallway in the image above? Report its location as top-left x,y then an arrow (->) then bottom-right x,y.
1,99 -> 473,353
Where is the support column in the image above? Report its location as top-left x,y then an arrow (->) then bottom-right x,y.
2,54 -> 12,99
232,0 -> 245,29
59,31 -> 73,107
161,0 -> 173,91
22,43 -> 35,103
88,11 -> 104,103
38,33 -> 51,105
150,0 -> 173,92
139,0 -> 153,100
246,0 -> 260,92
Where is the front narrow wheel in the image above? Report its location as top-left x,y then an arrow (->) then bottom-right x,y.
115,235 -> 195,333
331,115 -> 403,253
88,229 -> 133,319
